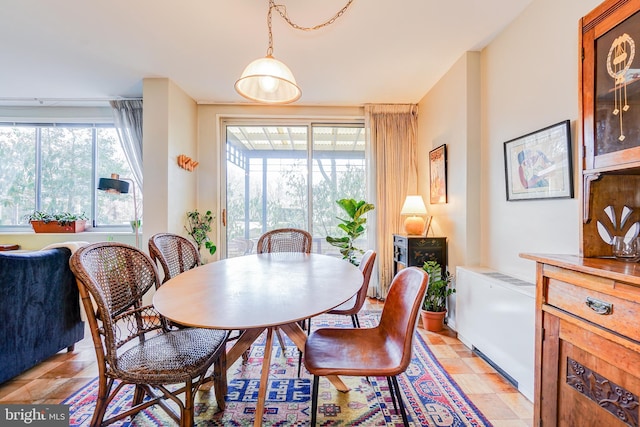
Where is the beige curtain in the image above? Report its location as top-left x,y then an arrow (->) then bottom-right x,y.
365,104 -> 419,299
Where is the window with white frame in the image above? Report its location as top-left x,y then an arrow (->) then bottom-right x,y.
224,121 -> 368,257
0,122 -> 138,229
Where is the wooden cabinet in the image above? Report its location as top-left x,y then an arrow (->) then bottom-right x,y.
580,0 -> 640,257
522,254 -> 640,427
392,234 -> 447,276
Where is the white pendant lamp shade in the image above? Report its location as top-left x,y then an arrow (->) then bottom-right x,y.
235,55 -> 301,104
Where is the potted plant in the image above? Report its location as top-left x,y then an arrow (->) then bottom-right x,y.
25,211 -> 88,233
420,260 -> 455,332
185,209 -> 217,262
326,198 -> 375,265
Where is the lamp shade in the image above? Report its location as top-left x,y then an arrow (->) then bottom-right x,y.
400,195 -> 427,215
98,174 -> 130,194
401,195 -> 427,235
235,55 -> 302,104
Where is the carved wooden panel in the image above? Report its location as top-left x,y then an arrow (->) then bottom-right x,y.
567,357 -> 639,427
582,174 -> 640,257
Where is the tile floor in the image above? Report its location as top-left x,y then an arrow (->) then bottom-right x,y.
0,298 -> 533,426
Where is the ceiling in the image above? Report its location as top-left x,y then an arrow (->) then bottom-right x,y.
0,0 -> 533,107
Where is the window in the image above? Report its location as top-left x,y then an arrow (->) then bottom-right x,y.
0,123 -> 137,229
224,121 -> 367,257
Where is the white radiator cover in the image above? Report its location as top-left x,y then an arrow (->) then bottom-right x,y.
455,266 -> 535,401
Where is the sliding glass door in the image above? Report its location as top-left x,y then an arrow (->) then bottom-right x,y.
223,120 -> 366,258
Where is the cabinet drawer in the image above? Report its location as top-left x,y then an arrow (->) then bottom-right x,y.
546,278 -> 640,342
393,235 -> 407,247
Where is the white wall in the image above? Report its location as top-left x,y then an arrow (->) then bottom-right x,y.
142,78 -> 198,248
167,82 -> 198,234
480,0 -> 602,280
418,52 -> 482,272
417,0 -> 602,284
417,52 -> 481,328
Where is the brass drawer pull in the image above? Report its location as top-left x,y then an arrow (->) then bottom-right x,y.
585,296 -> 612,315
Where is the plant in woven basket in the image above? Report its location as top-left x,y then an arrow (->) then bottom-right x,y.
185,209 -> 217,258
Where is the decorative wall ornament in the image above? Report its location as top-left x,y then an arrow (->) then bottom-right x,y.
606,33 -> 635,142
177,154 -> 198,171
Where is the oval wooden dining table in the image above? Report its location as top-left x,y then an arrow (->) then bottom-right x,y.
153,252 -> 363,426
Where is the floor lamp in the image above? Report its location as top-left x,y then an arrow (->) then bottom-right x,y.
98,173 -> 139,248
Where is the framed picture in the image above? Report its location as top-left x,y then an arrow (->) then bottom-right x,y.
429,144 -> 447,204
503,120 -> 573,201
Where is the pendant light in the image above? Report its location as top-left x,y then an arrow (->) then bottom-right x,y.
235,0 -> 354,104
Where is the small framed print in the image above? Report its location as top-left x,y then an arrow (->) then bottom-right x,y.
503,120 -> 573,201
429,144 -> 447,204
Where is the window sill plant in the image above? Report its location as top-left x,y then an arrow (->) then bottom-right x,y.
420,260 -> 455,332
25,211 -> 89,233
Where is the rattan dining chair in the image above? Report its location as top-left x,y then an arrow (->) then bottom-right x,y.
148,232 -> 247,360
304,266 -> 429,427
256,228 -> 312,372
148,232 -> 201,283
327,250 -> 376,328
256,228 -> 312,254
70,242 -> 229,427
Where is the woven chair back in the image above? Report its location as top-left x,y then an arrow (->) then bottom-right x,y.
256,228 -> 312,254
149,233 -> 201,283
70,242 -> 164,365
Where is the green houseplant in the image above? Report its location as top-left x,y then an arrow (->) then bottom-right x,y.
185,209 -> 217,261
420,260 -> 455,331
325,198 -> 375,265
25,211 -> 88,233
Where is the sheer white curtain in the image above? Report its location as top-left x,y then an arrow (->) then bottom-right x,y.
365,104 -> 418,299
110,100 -> 143,190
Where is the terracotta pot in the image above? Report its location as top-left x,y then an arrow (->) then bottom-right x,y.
30,220 -> 87,233
420,309 -> 446,332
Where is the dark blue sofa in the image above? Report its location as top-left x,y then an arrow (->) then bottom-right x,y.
0,247 -> 85,384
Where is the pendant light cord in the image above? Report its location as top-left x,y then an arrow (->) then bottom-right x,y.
266,0 -> 355,56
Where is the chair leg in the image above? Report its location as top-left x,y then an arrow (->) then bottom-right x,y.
132,384 -> 146,406
390,376 -> 409,427
275,329 -> 287,352
386,377 -> 399,413
296,318 -> 311,377
213,351 -> 227,411
311,375 -> 319,426
91,376 -> 113,427
351,314 -> 361,328
181,378 -> 195,427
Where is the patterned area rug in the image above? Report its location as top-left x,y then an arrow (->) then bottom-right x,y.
64,312 -> 491,426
